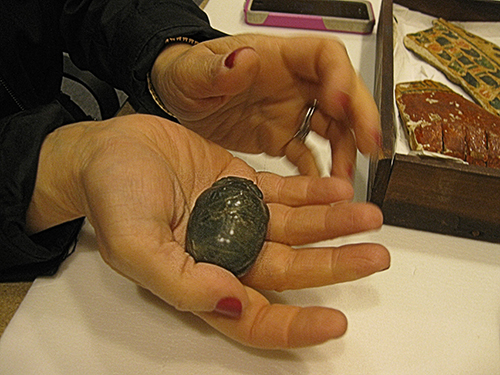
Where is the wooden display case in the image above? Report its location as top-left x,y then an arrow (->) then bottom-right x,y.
368,0 -> 500,243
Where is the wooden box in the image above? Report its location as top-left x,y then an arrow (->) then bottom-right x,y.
368,0 -> 500,243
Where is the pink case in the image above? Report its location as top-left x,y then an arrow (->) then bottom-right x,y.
244,0 -> 375,34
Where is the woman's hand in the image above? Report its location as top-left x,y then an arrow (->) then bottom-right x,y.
27,114 -> 389,349
151,34 -> 381,178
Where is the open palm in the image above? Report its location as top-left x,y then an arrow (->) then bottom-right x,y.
28,114 -> 389,348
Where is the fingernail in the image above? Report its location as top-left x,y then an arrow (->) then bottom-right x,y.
224,47 -> 252,68
215,297 -> 242,319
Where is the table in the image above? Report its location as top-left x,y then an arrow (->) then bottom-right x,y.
1,0 -> 499,373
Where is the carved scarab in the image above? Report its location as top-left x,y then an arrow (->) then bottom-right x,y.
185,177 -> 269,277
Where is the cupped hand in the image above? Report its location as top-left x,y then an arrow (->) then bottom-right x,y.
27,114 -> 389,349
151,34 -> 381,178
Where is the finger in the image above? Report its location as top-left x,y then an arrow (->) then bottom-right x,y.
267,202 -> 383,246
324,117 -> 358,179
282,138 -> 321,177
241,242 -> 390,291
317,79 -> 381,156
291,39 -> 358,124
298,40 -> 380,155
347,78 -> 382,155
196,287 -> 347,349
257,173 -> 354,206
279,38 -> 358,132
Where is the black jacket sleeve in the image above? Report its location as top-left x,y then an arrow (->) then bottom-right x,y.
60,0 -> 227,115
0,0 -> 226,281
0,96 -> 85,281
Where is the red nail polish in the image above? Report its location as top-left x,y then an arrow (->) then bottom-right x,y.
374,130 -> 383,148
348,164 -> 355,181
224,47 -> 253,68
215,297 -> 242,318
224,50 -> 239,68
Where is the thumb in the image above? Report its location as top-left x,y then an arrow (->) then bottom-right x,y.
106,239 -> 250,318
172,46 -> 260,114
152,242 -> 250,317
199,46 -> 260,97
218,47 -> 260,94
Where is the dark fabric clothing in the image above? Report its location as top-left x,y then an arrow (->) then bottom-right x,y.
0,0 -> 226,281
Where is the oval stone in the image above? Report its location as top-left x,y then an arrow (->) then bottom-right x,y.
185,177 -> 269,276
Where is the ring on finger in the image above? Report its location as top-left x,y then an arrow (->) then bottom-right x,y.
293,99 -> 318,142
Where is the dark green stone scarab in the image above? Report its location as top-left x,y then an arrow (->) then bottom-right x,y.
185,177 -> 269,277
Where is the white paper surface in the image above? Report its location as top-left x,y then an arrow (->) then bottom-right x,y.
2,1 -> 500,374
2,221 -> 500,374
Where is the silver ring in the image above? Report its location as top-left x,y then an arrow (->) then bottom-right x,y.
294,99 -> 318,142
